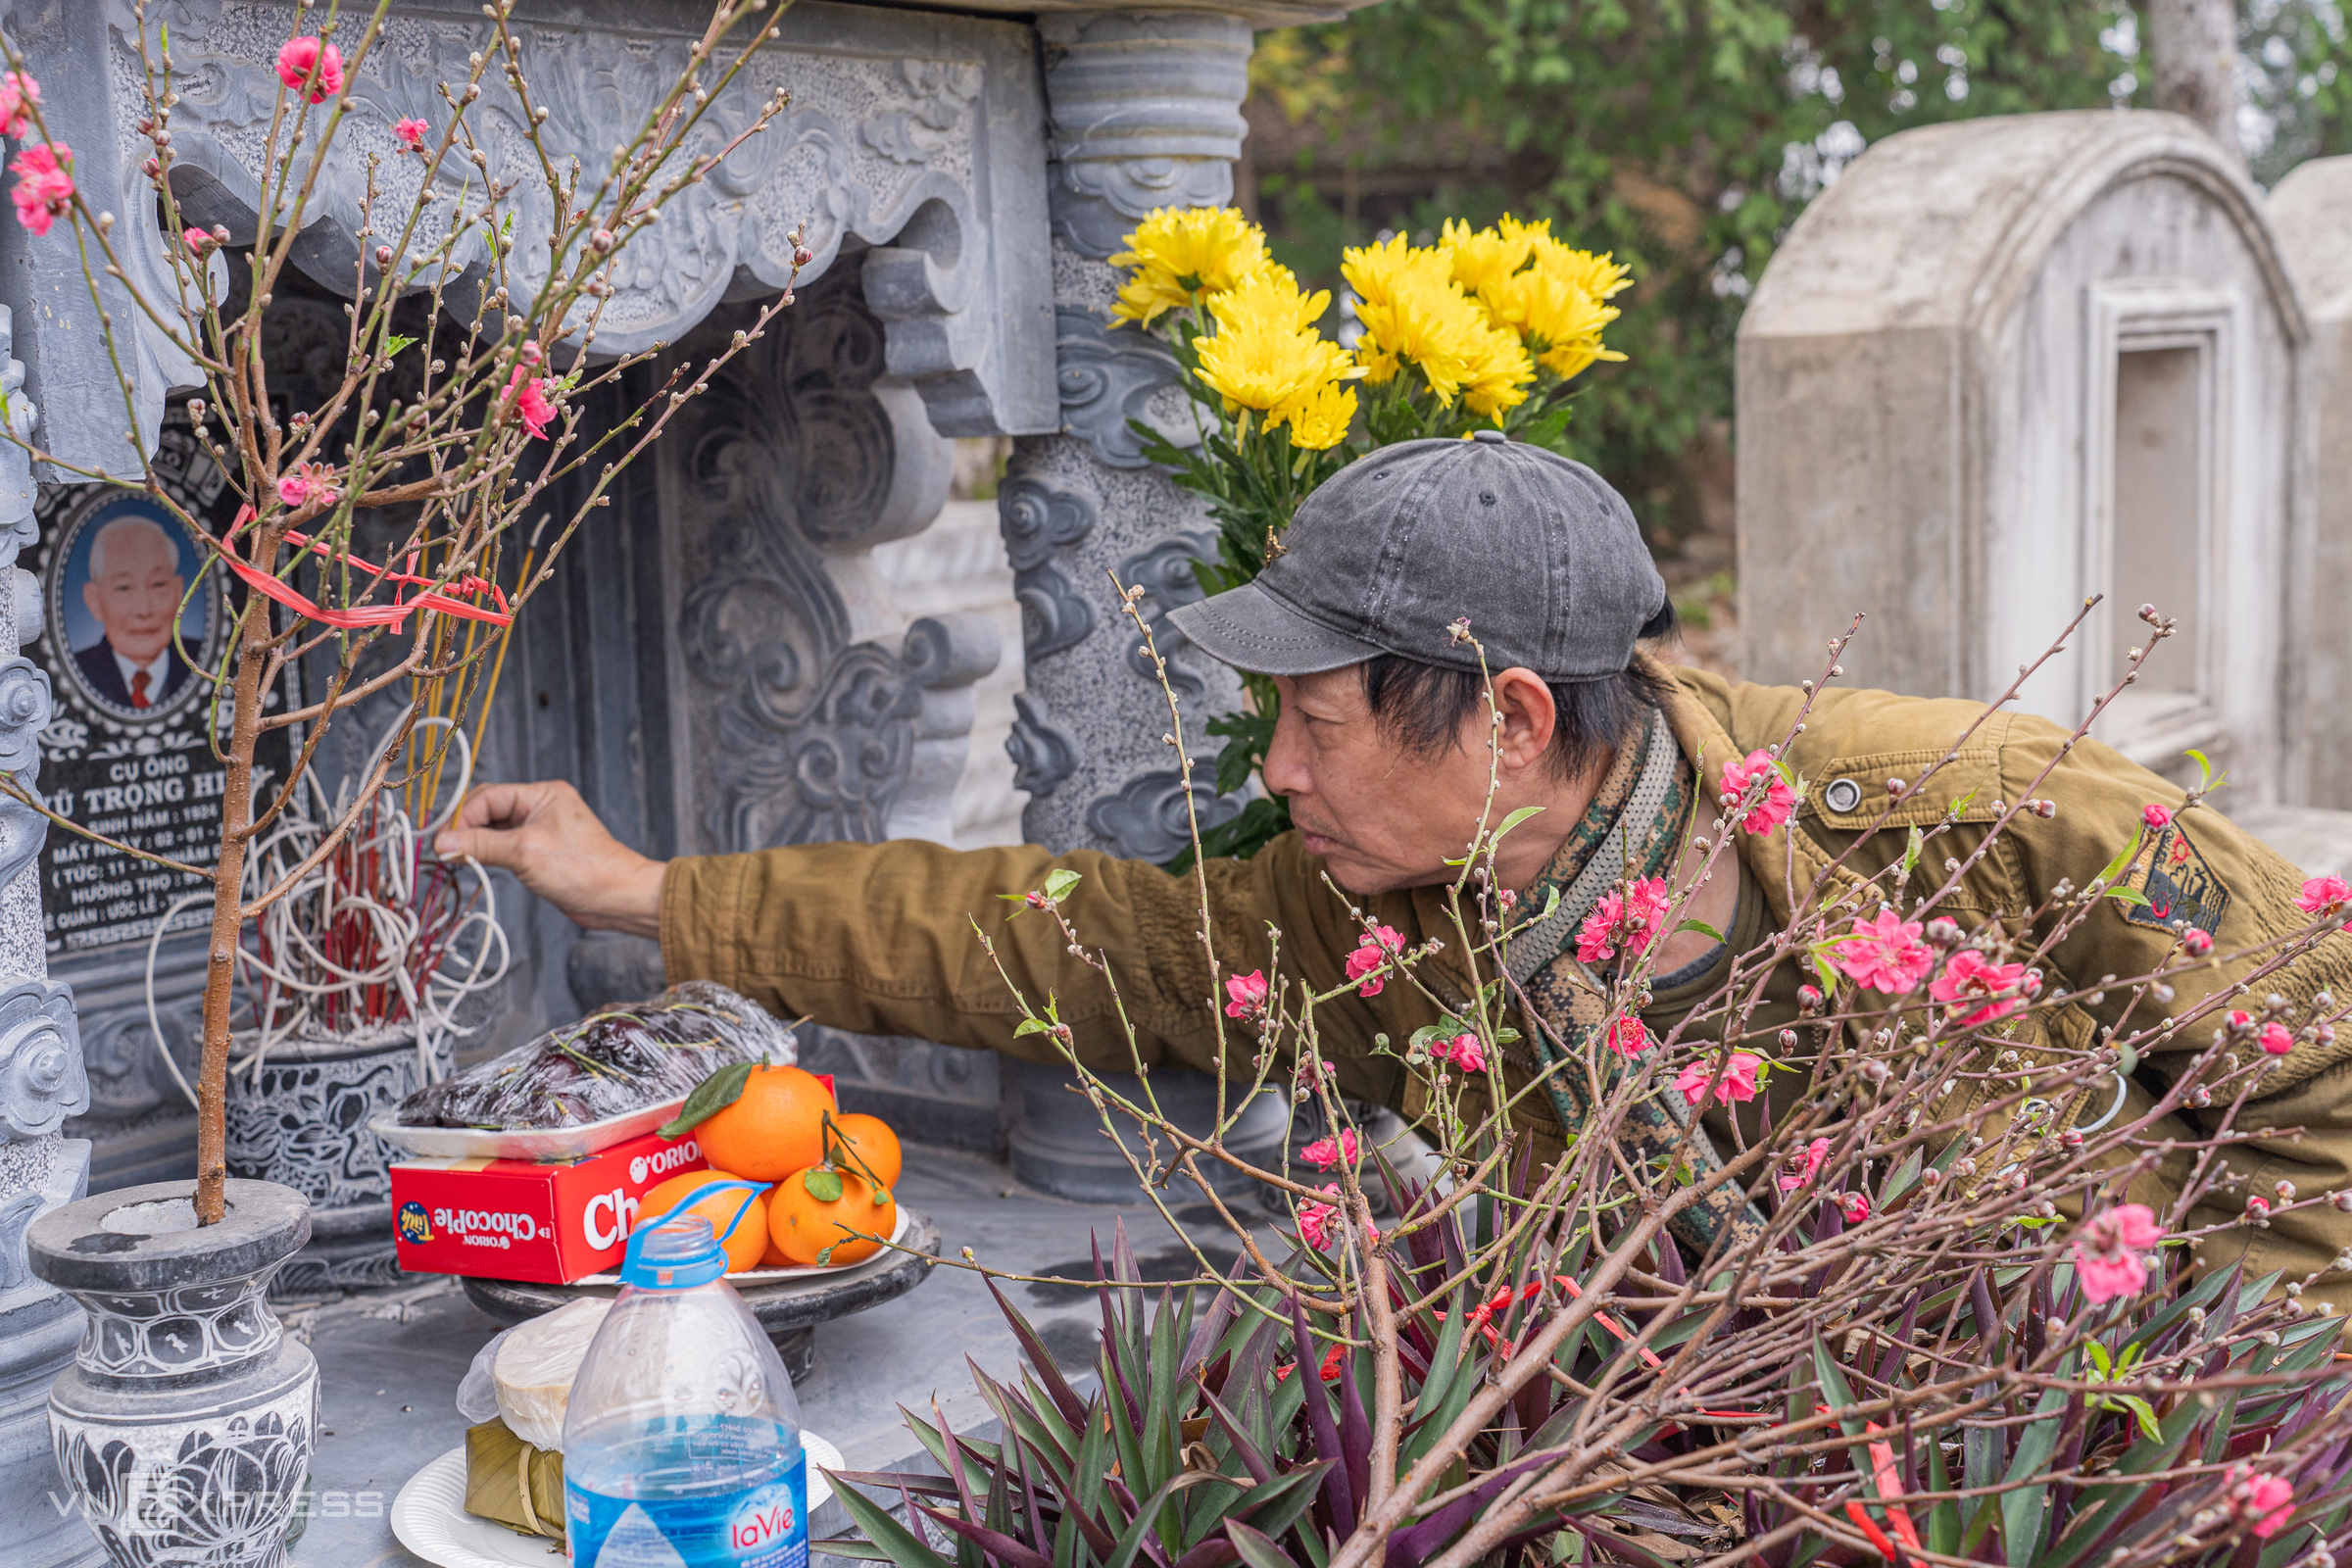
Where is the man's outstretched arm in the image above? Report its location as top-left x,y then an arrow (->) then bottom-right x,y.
435,781 -> 668,940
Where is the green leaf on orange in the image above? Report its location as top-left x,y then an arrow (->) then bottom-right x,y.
657,1059 -> 755,1139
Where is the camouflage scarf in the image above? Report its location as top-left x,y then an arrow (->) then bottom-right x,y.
1503,704 -> 1762,1254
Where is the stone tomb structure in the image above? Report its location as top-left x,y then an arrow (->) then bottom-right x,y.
2270,155 -> 2352,862
1737,111 -> 2319,824
0,0 -> 1357,1561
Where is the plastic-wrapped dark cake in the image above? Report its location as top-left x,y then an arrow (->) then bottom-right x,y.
395,980 -> 793,1130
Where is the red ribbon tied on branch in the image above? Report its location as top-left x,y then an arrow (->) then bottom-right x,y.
217,507 -> 512,630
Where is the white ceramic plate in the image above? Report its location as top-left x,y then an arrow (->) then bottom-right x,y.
369,1100 -> 690,1162
390,1432 -> 844,1568
570,1203 -> 912,1287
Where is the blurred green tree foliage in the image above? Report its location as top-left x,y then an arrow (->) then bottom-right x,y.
1244,1 -> 2352,548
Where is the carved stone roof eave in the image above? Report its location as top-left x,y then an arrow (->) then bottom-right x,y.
1741,109 -> 2311,352
2,0 -> 1060,481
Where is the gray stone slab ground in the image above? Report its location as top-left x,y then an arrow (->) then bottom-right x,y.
271,1146 -> 1267,1568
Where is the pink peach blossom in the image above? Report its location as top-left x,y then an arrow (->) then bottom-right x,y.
2140,803 -> 2172,831
1298,1185 -> 1341,1250
2071,1202 -> 2164,1303
1779,1137 -> 1830,1193
2259,1021 -> 2294,1056
0,73 -> 41,140
1673,1052 -> 1760,1106
1575,876 -> 1670,965
9,142 -> 71,236
1836,908 -> 1935,995
393,117 -> 429,150
1603,1015 -> 1649,1057
508,366 -> 557,439
2299,874 -> 2351,913
1720,750 -> 1795,836
276,36 -> 344,104
1839,1192 -> 1870,1224
1442,1033 -> 1486,1073
1224,969 -> 1266,1019
1930,949 -> 2028,1029
2246,1473 -> 2295,1538
1301,1129 -> 1357,1170
1345,924 -> 1403,998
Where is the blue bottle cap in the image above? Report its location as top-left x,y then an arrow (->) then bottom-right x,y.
617,1180 -> 764,1291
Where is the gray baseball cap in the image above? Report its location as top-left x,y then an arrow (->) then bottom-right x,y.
1167,431 -> 1668,681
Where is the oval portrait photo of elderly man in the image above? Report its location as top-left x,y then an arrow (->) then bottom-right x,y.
46,496 -> 218,724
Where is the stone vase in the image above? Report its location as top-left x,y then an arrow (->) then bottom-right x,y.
221,1024 -> 436,1299
26,1180 -> 317,1568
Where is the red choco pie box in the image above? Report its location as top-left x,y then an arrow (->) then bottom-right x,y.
389,1072 -> 835,1284
389,1129 -> 713,1284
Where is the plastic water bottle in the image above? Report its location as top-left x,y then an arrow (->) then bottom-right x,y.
564,1186 -> 809,1568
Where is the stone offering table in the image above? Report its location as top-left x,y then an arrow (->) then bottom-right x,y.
272,1149 -> 1275,1567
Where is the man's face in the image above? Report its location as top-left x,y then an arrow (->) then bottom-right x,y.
83,526 -> 184,664
1263,667 -> 1511,896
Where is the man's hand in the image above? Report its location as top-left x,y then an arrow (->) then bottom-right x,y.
435,781 -> 666,940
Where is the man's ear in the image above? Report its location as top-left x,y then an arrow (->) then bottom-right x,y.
1488,667 -> 1557,773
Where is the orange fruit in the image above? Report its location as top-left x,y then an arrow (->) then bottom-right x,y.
634,1169 -> 769,1273
827,1112 -> 903,1189
767,1167 -> 897,1267
695,1065 -> 835,1182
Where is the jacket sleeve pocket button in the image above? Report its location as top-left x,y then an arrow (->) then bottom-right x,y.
1823,778 -> 1863,813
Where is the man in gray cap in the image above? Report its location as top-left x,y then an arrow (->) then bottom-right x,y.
442,435 -> 2352,1305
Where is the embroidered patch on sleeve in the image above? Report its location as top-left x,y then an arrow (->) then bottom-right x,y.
2119,824 -> 2231,934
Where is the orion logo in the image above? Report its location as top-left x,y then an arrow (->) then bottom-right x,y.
628,1138 -> 700,1186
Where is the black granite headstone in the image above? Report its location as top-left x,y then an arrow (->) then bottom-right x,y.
29,417 -> 297,958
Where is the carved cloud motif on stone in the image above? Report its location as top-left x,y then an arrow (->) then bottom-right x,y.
0,981 -> 88,1140
1084,769 -> 1248,863
1115,532 -> 1218,701
0,658 -> 54,776
670,276 -> 944,853
1055,309 -> 1198,469
1004,693 -> 1081,798
999,469 -> 1102,664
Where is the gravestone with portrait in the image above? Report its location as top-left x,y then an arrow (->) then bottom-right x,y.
31,419 -> 297,962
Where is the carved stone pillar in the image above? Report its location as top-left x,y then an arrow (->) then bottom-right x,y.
999,9 -> 1285,1200
0,313 -> 105,1568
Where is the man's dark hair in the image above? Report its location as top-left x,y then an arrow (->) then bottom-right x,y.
1359,600 -> 1680,782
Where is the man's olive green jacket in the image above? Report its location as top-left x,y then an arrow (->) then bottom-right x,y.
662,666 -> 2352,1309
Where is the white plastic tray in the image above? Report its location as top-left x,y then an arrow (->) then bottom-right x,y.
390,1431 -> 843,1567
370,1100 -> 689,1162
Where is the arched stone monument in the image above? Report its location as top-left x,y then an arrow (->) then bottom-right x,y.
1738,112 -> 2307,809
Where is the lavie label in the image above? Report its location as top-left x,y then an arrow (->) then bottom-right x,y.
566,1455 -> 808,1568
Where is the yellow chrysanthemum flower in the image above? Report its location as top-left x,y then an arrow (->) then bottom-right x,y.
1195,270 -> 1358,416
1458,327 -> 1536,418
1439,218 -> 1532,303
1527,232 -> 1633,302
1343,234 -> 1494,406
1108,207 -> 1271,326
1276,379 -> 1359,450
1489,267 -> 1625,381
